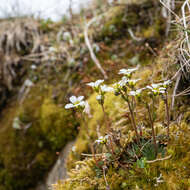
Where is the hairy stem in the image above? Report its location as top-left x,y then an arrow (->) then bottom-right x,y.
101,104 -> 111,132
165,92 -> 170,138
147,104 -> 157,154
127,100 -> 140,142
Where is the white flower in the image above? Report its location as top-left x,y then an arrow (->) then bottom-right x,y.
146,84 -> 166,95
12,117 -> 22,130
100,85 -> 114,92
24,79 -> 33,87
68,58 -> 75,66
87,80 -> 104,88
162,80 -> 172,88
31,64 -> 37,70
63,32 -> 71,41
114,76 -> 128,89
129,88 -> 143,96
118,66 -> 139,76
95,135 -> 109,144
72,146 -> 76,152
127,79 -> 141,87
65,96 -> 86,109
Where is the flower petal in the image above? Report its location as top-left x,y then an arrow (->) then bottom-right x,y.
70,96 -> 77,103
94,79 -> 104,87
86,82 -> 95,87
100,85 -> 114,92
65,103 -> 75,109
77,101 -> 86,107
77,96 -> 84,101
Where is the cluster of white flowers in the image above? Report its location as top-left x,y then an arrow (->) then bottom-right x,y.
64,64 -> 172,118
146,80 -> 172,96
114,77 -> 128,89
87,80 -> 113,105
147,84 -> 166,95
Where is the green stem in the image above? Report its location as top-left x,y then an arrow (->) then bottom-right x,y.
81,112 -> 90,138
146,104 -> 157,154
165,92 -> 170,138
127,100 -> 140,143
101,104 -> 111,132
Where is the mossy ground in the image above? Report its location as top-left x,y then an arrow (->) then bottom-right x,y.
53,1 -> 190,188
54,50 -> 190,190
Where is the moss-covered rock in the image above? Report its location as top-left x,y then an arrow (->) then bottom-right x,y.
0,84 -> 78,190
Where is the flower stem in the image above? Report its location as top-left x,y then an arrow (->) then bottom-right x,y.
165,92 -> 170,138
81,112 -> 90,138
101,104 -> 111,132
81,112 -> 100,168
127,100 -> 140,143
146,103 -> 157,154
101,104 -> 116,156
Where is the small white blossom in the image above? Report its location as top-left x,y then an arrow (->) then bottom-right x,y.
129,88 -> 144,97
65,96 -> 85,109
63,32 -> 72,41
127,79 -> 141,87
118,66 -> 139,77
72,146 -> 76,152
147,84 -> 166,95
12,117 -> 22,130
114,76 -> 128,89
24,79 -> 33,87
100,85 -> 114,92
87,80 -> 104,90
30,64 -> 37,70
95,135 -> 109,144
162,80 -> 172,88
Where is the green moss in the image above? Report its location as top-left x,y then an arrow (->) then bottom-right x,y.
0,85 -> 78,190
55,117 -> 190,190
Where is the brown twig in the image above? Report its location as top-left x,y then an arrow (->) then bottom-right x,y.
84,15 -> 108,79
146,154 -> 172,163
102,166 -> 110,190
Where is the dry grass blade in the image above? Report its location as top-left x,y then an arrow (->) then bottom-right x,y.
0,18 -> 42,106
162,0 -> 190,107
